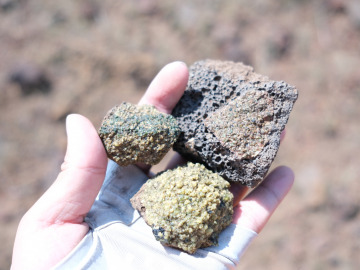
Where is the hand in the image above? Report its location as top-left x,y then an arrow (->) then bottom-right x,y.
11,62 -> 294,270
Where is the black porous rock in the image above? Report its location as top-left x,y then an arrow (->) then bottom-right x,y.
172,60 -> 298,187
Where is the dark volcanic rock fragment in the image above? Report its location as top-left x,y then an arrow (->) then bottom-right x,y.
130,162 -> 233,254
9,62 -> 52,96
99,102 -> 180,166
172,60 -> 298,187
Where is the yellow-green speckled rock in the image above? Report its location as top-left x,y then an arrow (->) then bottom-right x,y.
130,162 -> 233,254
99,102 -> 180,166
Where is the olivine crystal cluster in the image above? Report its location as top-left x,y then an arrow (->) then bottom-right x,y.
130,162 -> 233,254
99,102 -> 180,166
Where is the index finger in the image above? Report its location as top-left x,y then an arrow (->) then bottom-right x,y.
138,61 -> 189,113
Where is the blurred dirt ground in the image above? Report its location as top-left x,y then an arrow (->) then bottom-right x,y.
1,0 -> 360,269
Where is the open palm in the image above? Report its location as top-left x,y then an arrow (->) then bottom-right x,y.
11,62 -> 294,269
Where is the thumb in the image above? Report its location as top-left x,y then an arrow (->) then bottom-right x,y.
12,114 -> 108,269
27,114 -> 108,224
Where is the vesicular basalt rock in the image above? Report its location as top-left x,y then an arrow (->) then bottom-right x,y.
99,102 -> 180,166
172,60 -> 298,187
130,162 -> 233,254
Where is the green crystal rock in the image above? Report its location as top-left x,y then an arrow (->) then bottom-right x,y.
99,102 -> 180,166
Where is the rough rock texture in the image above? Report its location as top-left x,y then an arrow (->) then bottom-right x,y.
131,162 -> 233,254
172,60 -> 298,187
99,102 -> 180,166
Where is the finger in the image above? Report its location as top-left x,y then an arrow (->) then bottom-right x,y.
280,128 -> 286,142
165,152 -> 187,170
230,183 -> 249,206
233,166 -> 294,233
27,114 -> 108,224
139,61 -> 189,113
12,114 -> 108,269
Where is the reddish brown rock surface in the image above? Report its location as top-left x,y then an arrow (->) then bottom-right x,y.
172,60 -> 298,187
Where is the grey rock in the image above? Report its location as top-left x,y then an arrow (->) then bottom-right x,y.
172,60 -> 298,187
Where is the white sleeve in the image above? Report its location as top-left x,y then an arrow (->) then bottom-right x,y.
53,161 -> 257,270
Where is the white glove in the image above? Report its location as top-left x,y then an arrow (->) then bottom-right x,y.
54,161 -> 257,270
